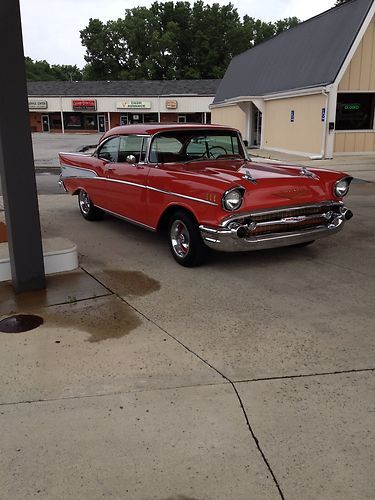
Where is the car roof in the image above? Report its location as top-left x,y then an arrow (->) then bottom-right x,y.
100,123 -> 240,141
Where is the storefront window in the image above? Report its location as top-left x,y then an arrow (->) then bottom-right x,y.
143,113 -> 158,123
83,114 -> 97,130
49,113 -> 62,130
64,113 -> 98,130
336,93 -> 375,130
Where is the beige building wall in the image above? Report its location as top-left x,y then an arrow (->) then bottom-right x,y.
211,105 -> 247,136
263,94 -> 326,156
336,14 -> 375,153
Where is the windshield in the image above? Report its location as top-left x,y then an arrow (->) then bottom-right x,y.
149,130 -> 249,163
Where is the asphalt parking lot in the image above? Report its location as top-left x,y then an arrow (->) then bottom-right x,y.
0,133 -> 374,498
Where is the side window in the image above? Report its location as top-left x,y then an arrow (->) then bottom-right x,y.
186,137 -> 207,157
97,137 -> 120,162
118,135 -> 147,163
149,136 -> 182,163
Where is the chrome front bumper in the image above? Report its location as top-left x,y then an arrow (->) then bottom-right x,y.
199,208 -> 352,253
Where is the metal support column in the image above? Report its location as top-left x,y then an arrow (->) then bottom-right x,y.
0,0 -> 46,292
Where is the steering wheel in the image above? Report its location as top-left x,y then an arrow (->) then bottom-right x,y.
208,146 -> 228,158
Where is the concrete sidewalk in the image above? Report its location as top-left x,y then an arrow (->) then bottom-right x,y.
0,186 -> 374,499
32,132 -> 101,168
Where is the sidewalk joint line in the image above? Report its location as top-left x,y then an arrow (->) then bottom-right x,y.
0,380 -> 230,408
235,367 -> 375,384
79,265 -> 285,500
231,383 -> 285,500
45,291 -> 113,308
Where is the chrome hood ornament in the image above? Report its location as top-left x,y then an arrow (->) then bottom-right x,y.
300,166 -> 318,179
242,168 -> 257,184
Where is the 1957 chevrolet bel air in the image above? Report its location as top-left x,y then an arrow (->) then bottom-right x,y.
59,123 -> 353,266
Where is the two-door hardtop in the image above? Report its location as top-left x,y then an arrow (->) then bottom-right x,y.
59,123 -> 353,266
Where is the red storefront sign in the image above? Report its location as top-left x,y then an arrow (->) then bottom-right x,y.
72,99 -> 97,111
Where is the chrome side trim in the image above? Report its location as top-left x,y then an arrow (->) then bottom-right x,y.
95,205 -> 156,232
61,164 -> 98,178
148,185 -> 218,206
91,177 -> 217,206
95,176 -> 147,190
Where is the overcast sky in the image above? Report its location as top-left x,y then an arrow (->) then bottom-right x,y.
19,0 -> 336,68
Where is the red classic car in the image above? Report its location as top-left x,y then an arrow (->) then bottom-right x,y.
59,124 -> 353,266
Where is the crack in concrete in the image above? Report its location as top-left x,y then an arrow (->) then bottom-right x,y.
0,380 -> 230,408
235,367 -> 375,384
80,266 -> 286,500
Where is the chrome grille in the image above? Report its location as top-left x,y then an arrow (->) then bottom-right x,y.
242,204 -> 342,237
250,205 -> 340,223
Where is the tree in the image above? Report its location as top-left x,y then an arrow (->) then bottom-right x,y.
25,57 -> 82,81
80,1 -> 300,80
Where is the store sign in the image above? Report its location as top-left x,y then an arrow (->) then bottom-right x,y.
166,99 -> 178,110
290,110 -> 295,122
344,103 -> 361,111
28,99 -> 48,110
116,100 -> 151,109
72,99 -> 97,110
321,107 -> 326,122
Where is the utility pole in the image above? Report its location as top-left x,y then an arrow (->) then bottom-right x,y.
0,0 -> 46,292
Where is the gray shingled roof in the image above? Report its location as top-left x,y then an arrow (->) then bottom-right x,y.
214,0 -> 374,104
27,79 -> 221,97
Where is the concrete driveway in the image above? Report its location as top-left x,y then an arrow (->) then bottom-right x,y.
0,182 -> 374,499
32,132 -> 102,167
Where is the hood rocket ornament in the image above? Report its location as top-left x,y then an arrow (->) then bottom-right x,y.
242,167 -> 257,184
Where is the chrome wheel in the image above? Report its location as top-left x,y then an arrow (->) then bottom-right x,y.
170,220 -> 190,258
79,190 -> 91,215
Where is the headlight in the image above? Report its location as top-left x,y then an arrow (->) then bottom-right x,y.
334,178 -> 352,197
222,188 -> 244,211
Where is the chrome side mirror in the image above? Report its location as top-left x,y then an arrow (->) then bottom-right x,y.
126,154 -> 137,165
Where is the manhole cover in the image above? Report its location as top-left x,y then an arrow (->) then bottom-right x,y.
0,314 -> 44,333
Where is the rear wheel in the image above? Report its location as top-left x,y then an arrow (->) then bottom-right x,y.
168,211 -> 207,267
78,190 -> 103,221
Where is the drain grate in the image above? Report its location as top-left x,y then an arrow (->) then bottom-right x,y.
0,314 -> 43,333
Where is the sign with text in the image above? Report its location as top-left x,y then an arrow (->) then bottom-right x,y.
290,110 -> 295,123
116,100 -> 151,109
166,99 -> 178,110
72,99 -> 97,111
321,107 -> 326,122
28,100 -> 48,110
344,103 -> 360,111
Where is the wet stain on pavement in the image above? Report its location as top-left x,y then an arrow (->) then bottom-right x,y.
0,271 -> 110,315
100,270 -> 161,297
41,297 -> 142,343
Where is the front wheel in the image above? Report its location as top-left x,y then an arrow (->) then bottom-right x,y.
78,190 -> 103,221
168,211 -> 207,267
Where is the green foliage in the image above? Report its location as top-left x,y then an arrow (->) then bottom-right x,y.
25,57 -> 83,81
80,1 -> 300,80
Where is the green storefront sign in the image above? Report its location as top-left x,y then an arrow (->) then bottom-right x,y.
344,103 -> 361,111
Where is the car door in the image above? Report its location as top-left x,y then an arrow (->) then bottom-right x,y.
88,136 -> 120,210
106,135 -> 151,225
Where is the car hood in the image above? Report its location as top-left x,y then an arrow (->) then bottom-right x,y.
189,159 -> 311,183
178,159 -> 343,209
